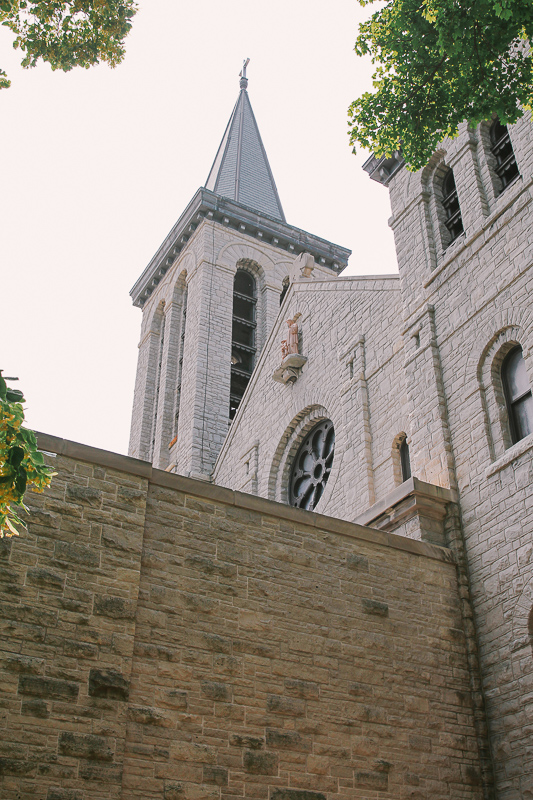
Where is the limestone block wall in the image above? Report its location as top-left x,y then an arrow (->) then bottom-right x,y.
0,434 -> 488,800
214,275 -> 410,522
387,112 -> 533,797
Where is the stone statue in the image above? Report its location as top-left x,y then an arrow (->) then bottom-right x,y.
287,316 -> 299,354
273,313 -> 306,385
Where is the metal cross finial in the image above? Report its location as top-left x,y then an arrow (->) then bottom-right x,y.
239,58 -> 250,89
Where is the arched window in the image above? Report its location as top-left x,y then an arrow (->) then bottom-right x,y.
502,346 -> 533,444
490,118 -> 519,192
289,420 -> 335,510
441,167 -> 464,244
400,437 -> 411,482
230,270 -> 256,420
280,276 -> 289,306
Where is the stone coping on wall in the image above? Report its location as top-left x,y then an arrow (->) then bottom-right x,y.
35,431 -> 455,566
353,477 -> 455,548
354,476 -> 455,526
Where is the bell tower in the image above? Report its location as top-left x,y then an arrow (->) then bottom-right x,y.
128,63 -> 350,479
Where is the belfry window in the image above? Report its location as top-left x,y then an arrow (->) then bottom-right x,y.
490,118 -> 519,192
502,346 -> 533,445
230,270 -> 256,420
441,167 -> 464,244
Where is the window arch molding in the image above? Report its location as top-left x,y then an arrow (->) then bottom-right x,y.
420,151 -> 464,260
268,404 -> 338,510
477,326 -> 532,460
392,432 -> 411,486
429,159 -> 464,250
478,117 -> 521,205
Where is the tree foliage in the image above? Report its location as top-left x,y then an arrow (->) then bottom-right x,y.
348,0 -> 533,170
0,372 -> 54,536
0,0 -> 137,89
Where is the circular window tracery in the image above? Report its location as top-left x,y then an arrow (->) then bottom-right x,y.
289,420 -> 335,510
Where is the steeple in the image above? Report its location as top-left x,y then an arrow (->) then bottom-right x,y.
205,60 -> 286,222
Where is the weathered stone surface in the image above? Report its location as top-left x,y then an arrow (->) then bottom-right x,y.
243,750 -> 278,775
18,675 -> 79,701
0,758 -> 38,776
58,732 -> 114,761
266,694 -> 305,716
54,541 -> 99,568
346,553 -> 369,571
202,766 -> 228,786
164,782 -> 219,800
266,729 -> 309,751
66,485 -> 102,506
1,443 -> 495,800
284,678 -> 319,698
229,734 -> 264,750
3,655 -> 44,674
362,598 -> 389,617
354,770 -> 388,790
88,668 -> 129,701
271,790 -> 326,800
200,681 -> 230,701
78,762 -> 122,782
128,705 -> 173,727
47,789 -> 84,800
21,699 -> 50,718
26,567 -> 65,589
93,595 -> 136,619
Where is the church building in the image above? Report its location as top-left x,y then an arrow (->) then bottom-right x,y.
2,66 -> 533,800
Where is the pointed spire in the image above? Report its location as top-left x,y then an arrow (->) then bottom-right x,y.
205,61 -> 286,222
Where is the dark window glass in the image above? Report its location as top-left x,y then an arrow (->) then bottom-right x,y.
230,270 -> 256,420
490,118 -> 519,192
234,270 -> 255,296
400,438 -> 411,482
441,168 -> 464,244
280,277 -> 289,306
289,420 -> 335,511
232,319 -> 255,348
233,294 -> 255,322
502,346 -> 533,444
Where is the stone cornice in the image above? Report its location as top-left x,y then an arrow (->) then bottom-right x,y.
129,188 -> 351,308
362,152 -> 405,186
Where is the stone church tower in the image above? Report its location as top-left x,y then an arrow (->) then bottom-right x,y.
128,64 -> 350,480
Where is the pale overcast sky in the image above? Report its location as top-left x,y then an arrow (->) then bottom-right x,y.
1,0 -> 397,455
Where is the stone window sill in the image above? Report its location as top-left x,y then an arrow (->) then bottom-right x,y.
485,433 -> 533,478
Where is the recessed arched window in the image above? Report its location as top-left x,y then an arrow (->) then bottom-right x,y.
441,167 -> 464,244
502,346 -> 533,444
230,270 -> 257,420
289,420 -> 335,510
400,437 -> 411,482
490,118 -> 519,192
280,276 -> 289,306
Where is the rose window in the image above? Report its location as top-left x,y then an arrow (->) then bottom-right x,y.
289,420 -> 335,510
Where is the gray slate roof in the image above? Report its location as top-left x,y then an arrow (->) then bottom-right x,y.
205,84 -> 286,222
